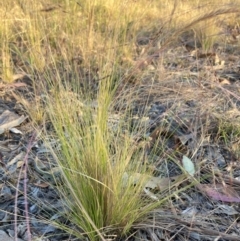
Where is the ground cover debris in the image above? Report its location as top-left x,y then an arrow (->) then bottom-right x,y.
1,1 -> 240,240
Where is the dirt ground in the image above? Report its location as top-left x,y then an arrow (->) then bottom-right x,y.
1,29 -> 240,240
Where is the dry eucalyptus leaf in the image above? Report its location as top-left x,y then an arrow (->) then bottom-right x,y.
0,110 -> 27,134
9,127 -> 23,134
197,183 -> 240,203
177,133 -> 194,145
16,160 -> 24,168
123,172 -> 171,192
219,78 -> 231,85
146,176 -> 172,190
33,181 -> 50,188
122,172 -> 149,187
6,152 -> 25,167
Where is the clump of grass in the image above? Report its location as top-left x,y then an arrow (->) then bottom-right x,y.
194,19 -> 220,51
216,116 -> 240,158
44,76 -> 161,240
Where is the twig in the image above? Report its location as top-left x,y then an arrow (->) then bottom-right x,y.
14,131 -> 37,241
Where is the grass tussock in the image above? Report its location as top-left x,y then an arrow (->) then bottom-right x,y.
216,110 -> 240,158
44,79 -> 160,240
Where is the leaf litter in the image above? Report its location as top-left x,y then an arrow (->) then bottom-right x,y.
1,22 -> 240,241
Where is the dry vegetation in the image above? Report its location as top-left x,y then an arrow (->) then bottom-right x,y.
1,0 -> 240,240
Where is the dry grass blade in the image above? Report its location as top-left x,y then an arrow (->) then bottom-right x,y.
134,6 -> 240,71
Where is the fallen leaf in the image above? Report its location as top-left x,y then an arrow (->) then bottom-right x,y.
219,78 -> 231,85
0,110 -> 27,134
122,172 -> 185,193
16,160 -> 24,168
33,182 -> 50,188
10,127 -> 23,134
145,176 -> 171,190
182,155 -> 195,176
177,133 -> 194,145
6,152 -> 25,167
197,183 -> 240,203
